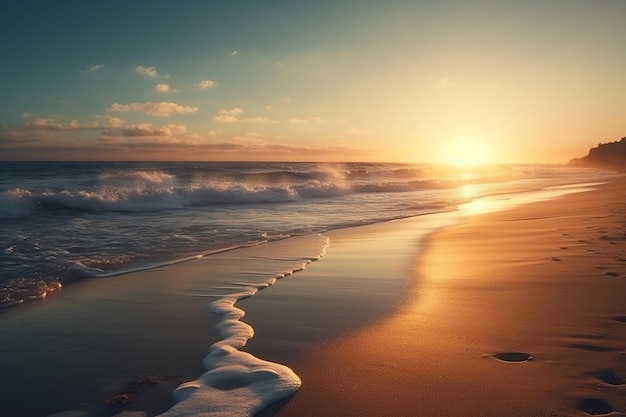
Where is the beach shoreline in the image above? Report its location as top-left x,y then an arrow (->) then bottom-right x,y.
263,177 -> 626,416
2,176 -> 624,416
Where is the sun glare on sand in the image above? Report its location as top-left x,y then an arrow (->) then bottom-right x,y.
444,138 -> 492,166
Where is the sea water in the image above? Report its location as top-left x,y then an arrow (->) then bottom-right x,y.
0,161 -> 612,308
0,161 -> 615,416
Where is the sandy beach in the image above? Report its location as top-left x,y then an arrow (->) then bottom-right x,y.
2,176 -> 625,417
260,177 -> 626,417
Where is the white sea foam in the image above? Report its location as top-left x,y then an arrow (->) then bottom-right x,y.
0,188 -> 36,218
159,236 -> 328,417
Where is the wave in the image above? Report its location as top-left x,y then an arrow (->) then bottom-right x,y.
0,167 -> 444,218
1,164 -> 612,219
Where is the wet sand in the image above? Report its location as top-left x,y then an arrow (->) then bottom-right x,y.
266,177 -> 626,416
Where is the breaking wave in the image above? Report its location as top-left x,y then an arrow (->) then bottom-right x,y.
4,162 -> 587,218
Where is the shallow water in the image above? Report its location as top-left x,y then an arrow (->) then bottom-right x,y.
0,162 -> 616,416
0,161 -> 612,309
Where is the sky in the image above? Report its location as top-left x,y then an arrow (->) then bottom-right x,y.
0,0 -> 624,163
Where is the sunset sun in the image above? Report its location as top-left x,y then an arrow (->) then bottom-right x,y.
444,138 -> 492,166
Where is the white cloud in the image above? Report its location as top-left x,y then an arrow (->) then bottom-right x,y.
196,80 -> 218,89
154,83 -> 170,93
135,65 -> 159,77
244,117 -> 276,123
106,101 -> 198,116
219,108 -> 244,116
214,108 -> 244,122
81,64 -> 104,73
231,50 -> 240,57
214,114 -> 239,123
213,108 -> 276,124
288,117 -> 327,125
25,118 -> 102,131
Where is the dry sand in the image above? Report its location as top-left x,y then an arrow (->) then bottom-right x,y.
266,177 -> 626,417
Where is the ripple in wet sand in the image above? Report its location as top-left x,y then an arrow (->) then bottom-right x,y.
568,343 -> 614,353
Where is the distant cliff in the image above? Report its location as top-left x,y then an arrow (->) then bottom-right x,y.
569,137 -> 626,171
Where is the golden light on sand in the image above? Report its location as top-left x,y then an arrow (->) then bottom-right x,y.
444,138 -> 491,166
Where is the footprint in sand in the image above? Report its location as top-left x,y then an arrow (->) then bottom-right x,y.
615,315 -> 626,323
605,271 -> 620,277
593,370 -> 624,385
576,398 -> 613,415
492,352 -> 533,362
551,257 -> 562,262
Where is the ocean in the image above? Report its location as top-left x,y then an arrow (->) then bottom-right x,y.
0,161 -> 615,416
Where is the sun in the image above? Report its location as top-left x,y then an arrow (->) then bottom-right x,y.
444,138 -> 491,166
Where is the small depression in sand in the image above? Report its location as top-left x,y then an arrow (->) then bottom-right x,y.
594,370 -> 624,386
615,315 -> 626,323
492,352 -> 533,362
576,398 -> 613,415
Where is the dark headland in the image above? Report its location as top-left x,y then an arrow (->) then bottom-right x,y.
569,136 -> 626,171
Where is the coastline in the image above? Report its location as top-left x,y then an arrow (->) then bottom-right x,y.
263,176 -> 626,416
1,177 -> 624,416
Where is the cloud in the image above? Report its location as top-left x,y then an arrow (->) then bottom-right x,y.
231,50 -> 240,57
219,108 -> 244,116
106,101 -> 198,116
103,123 -> 188,137
213,108 -> 277,124
1,126 -> 374,162
81,64 -> 104,73
107,118 -> 124,128
135,65 -> 159,77
25,118 -> 102,131
196,80 -> 218,89
288,117 -> 327,124
154,83 -> 171,93
244,117 -> 277,123
214,108 -> 244,123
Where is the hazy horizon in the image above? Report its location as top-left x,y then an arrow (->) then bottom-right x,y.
1,1 -> 624,164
